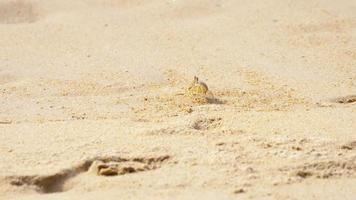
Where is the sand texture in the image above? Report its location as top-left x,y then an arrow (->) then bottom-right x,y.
0,0 -> 355,199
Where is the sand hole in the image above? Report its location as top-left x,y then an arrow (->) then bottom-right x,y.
5,155 -> 170,194
88,155 -> 170,176
190,117 -> 222,130
279,157 -> 356,184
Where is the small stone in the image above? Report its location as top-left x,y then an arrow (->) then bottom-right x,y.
245,167 -> 255,173
331,95 -> 356,104
216,142 -> 225,146
99,167 -> 119,176
341,145 -> 352,150
234,188 -> 245,194
117,166 -> 136,175
87,160 -> 104,175
296,171 -> 312,178
184,107 -> 193,113
292,146 -> 302,151
341,141 -> 356,150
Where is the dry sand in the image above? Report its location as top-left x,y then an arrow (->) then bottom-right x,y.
0,0 -> 355,199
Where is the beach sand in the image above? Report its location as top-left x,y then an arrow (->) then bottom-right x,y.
0,0 -> 355,199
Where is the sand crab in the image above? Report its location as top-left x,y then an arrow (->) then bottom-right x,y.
186,76 -> 213,104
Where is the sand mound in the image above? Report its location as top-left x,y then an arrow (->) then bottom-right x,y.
0,0 -> 40,24
0,72 -> 17,85
167,0 -> 222,19
85,0 -> 148,9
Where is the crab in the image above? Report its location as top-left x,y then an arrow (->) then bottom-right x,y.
186,76 -> 213,104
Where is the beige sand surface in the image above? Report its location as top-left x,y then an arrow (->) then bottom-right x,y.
0,0 -> 355,199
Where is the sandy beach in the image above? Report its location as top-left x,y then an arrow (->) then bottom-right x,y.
0,0 -> 355,199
